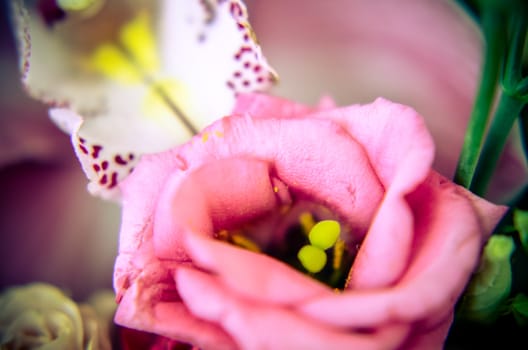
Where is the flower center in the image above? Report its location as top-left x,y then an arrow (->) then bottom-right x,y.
87,11 -> 198,135
216,205 -> 359,290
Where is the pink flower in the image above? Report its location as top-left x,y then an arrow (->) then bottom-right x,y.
113,94 -> 506,349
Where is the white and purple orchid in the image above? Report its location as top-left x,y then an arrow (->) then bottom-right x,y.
12,0 -> 276,199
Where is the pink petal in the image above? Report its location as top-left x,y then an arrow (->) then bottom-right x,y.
148,112 -> 385,241
182,233 -> 329,304
233,93 -> 336,120
232,93 -> 315,118
316,98 -> 435,288
117,96 -> 437,309
117,149 -> 187,256
400,314 -> 454,350
234,95 -> 436,195
115,96 -> 507,349
115,264 -> 236,350
176,267 -> 410,350
347,190 -> 416,289
152,158 -> 280,259
314,97 -> 435,191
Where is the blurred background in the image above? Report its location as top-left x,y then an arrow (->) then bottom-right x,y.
0,2 -> 120,300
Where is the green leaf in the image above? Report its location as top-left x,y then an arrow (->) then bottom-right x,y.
511,294 -> 528,326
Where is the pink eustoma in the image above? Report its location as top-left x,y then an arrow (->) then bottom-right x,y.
113,94 -> 506,349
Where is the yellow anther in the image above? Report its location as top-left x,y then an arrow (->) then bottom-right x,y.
299,212 -> 315,235
120,11 -> 159,74
202,132 -> 210,143
214,131 -> 224,138
273,186 -> 279,193
231,233 -> 261,253
90,12 -> 159,83
333,239 -> 345,270
91,44 -> 140,83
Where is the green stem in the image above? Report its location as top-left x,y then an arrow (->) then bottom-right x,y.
454,10 -> 506,188
516,77 -> 528,97
520,106 -> 528,162
502,14 -> 528,92
469,11 -> 528,196
470,94 -> 524,196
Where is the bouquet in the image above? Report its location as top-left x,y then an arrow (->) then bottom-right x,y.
1,0 -> 527,349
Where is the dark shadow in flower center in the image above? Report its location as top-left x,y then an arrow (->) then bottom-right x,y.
216,200 -> 361,290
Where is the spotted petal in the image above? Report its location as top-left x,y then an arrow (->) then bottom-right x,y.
12,0 -> 276,199
50,108 -> 141,200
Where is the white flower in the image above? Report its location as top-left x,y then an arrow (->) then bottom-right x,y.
12,0 -> 276,199
0,283 -> 116,350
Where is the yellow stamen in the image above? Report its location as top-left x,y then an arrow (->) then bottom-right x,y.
90,12 -> 159,82
333,239 -> 345,270
120,11 -> 159,74
231,233 -> 261,253
202,132 -> 210,143
89,12 -> 197,132
299,212 -> 315,235
90,44 -> 140,83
